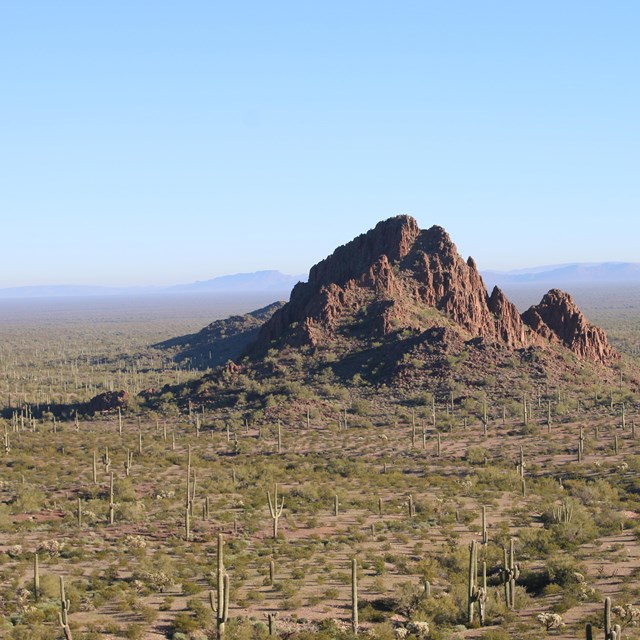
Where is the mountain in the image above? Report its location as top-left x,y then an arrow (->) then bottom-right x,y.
482,262 -> 640,288
168,270 -> 303,293
152,216 -> 628,411
253,215 -> 616,365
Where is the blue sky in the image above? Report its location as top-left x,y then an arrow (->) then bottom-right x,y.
1,1 -> 639,286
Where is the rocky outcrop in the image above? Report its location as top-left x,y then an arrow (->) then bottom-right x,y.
252,216 -> 617,366
409,226 -> 496,337
522,289 -> 618,364
88,390 -> 129,414
488,286 -> 530,348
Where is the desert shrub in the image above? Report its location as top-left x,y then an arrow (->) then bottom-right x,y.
480,629 -> 511,640
11,485 -> 45,513
520,554 -> 585,595
181,580 -> 201,596
124,623 -> 145,640
367,622 -> 396,640
465,446 -> 491,464
516,527 -> 558,559
413,589 -> 461,625
171,611 -> 198,635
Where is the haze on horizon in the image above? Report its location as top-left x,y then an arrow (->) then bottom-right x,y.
1,2 -> 639,288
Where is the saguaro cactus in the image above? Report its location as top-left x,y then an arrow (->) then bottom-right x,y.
481,506 -> 488,544
267,484 -> 285,539
267,612 -> 278,636
108,473 -> 115,525
58,575 -> 73,639
210,533 -> 230,638
124,449 -> 133,477
408,494 -> 416,519
352,557 -> 359,634
518,446 -> 525,478
186,445 -> 192,513
33,552 -> 39,600
501,538 -> 520,610
602,596 -> 622,640
467,540 -> 486,625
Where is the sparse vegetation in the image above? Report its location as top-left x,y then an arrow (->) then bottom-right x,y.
0,285 -> 639,639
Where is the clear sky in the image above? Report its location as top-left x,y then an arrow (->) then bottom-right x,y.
1,1 -> 639,287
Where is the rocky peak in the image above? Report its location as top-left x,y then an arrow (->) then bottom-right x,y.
414,225 -> 457,260
488,286 -> 529,348
257,216 -> 419,345
307,215 -> 419,291
409,237 -> 495,338
254,217 -> 617,367
522,289 -> 618,364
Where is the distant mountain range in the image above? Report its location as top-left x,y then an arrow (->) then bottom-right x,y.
0,271 -> 304,299
482,262 -> 640,288
1,263 -> 639,299
168,270 -> 305,293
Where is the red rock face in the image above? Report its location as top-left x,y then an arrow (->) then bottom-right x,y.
522,289 -> 618,364
255,216 -> 617,366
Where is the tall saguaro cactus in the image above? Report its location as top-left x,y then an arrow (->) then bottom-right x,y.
351,557 -> 359,634
210,533 -> 230,639
58,575 -> 73,640
481,506 -> 488,544
33,552 -> 40,601
467,540 -> 486,625
602,596 -> 623,640
108,473 -> 115,525
267,484 -> 285,539
501,538 -> 520,610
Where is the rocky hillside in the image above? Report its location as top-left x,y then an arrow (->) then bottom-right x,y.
154,301 -> 285,369
253,215 -> 617,366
